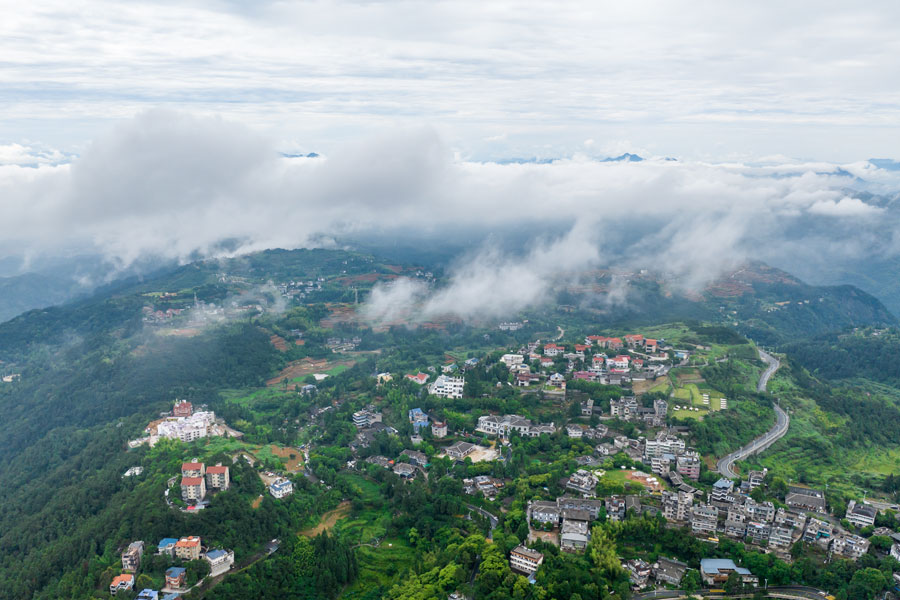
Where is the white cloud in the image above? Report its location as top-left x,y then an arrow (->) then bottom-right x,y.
1,2 -> 900,159
2,111 -> 898,321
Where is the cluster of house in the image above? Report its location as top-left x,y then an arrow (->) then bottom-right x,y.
364,448 -> 428,481
180,461 -> 230,504
463,475 -> 505,499
656,480 -> 873,560
428,375 -> 465,399
606,395 -> 669,427
350,405 -> 399,449
141,306 -> 185,324
109,537 -> 234,597
475,414 -> 557,438
130,401 -> 238,448
325,336 -> 361,352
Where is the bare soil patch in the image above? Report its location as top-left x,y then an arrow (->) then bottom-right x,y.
269,444 -> 303,472
301,501 -> 351,537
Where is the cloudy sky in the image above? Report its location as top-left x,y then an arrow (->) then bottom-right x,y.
3,1 -> 900,320
3,1 -> 900,162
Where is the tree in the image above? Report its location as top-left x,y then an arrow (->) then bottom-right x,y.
682,569 -> 702,594
724,571 -> 742,596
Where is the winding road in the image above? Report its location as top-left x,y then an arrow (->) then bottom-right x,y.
716,349 -> 789,478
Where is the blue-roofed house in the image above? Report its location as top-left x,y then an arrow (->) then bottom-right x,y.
165,566 -> 186,589
158,538 -> 178,556
162,594 -> 182,600
700,558 -> 758,587
205,548 -> 236,576
408,408 -> 429,432
136,590 -> 159,600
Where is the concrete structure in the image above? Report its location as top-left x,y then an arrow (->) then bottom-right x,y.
445,441 -> 476,460
509,545 -> 544,575
565,470 -> 599,497
429,375 -> 465,399
653,557 -> 687,586
269,478 -> 293,498
181,476 -> 206,502
157,538 -> 178,556
431,421 -> 448,438
846,500 -> 877,528
786,486 -> 827,513
110,574 -> 135,595
831,534 -> 870,560
174,536 -> 202,561
165,566 -> 186,589
205,549 -> 235,576
205,465 -> 230,491
121,541 -> 144,572
700,558 -> 758,587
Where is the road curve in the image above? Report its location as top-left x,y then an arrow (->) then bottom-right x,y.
716,349 -> 789,478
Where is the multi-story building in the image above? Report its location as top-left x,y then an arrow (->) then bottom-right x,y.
653,557 -> 687,586
157,538 -> 178,556
501,354 -> 525,367
174,536 -> 202,561
560,517 -> 590,552
509,545 -> 544,575
605,496 -> 627,521
743,498 -> 776,522
662,490 -> 694,522
786,486 -> 827,513
711,478 -> 734,502
700,559 -> 758,587
691,505 -> 718,535
768,526 -> 794,550
205,549 -> 235,576
165,566 -> 186,589
845,500 -> 877,528
121,541 -> 144,572
803,518 -> 833,543
173,400 -> 193,417
181,476 -> 206,502
747,469 -> 766,490
566,470 -> 599,497
676,455 -> 701,480
556,497 -> 605,520
610,396 -> 639,419
269,478 -> 293,498
353,409 -> 380,428
429,375 -> 465,399
624,559 -> 651,589
182,462 -> 205,478
157,411 -> 216,443
476,414 -> 555,437
206,465 -> 230,491
774,508 -> 807,531
722,520 -> 747,538
746,521 -> 771,545
431,421 -> 448,438
109,574 -> 135,595
529,501 -> 561,525
831,534 -> 870,560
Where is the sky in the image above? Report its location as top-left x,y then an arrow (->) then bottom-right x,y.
3,1 -> 900,321
2,1 -> 900,162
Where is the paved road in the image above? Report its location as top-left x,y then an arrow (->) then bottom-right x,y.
716,349 -> 789,478
634,586 -> 828,600
466,504 -> 499,538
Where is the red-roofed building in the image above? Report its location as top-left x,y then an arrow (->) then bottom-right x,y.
543,343 -> 563,356
624,334 -> 644,347
645,339 -> 658,352
173,400 -> 193,417
586,335 -> 608,346
609,355 -> 630,369
592,355 -> 606,366
574,344 -> 589,352
110,574 -> 134,595
573,371 -> 597,381
607,337 -> 624,350
206,465 -> 230,490
540,356 -> 554,367
174,536 -> 202,561
182,462 -> 205,477
405,373 -> 429,385
181,476 -> 206,502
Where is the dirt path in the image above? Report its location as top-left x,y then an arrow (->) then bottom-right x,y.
300,501 -> 351,537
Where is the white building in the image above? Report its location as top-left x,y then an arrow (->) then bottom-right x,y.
845,500 -> 877,528
509,545 -> 544,575
269,478 -> 293,499
205,549 -> 235,576
429,375 -> 465,399
157,411 -> 216,443
501,354 -> 525,368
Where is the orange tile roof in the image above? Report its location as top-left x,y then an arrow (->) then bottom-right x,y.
182,462 -> 204,470
206,466 -> 228,474
181,476 -> 204,486
111,574 -> 134,585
